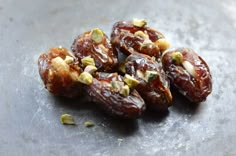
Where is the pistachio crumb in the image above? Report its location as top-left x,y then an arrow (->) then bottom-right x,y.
119,85 -> 130,97
81,57 -> 95,67
123,74 -> 139,88
84,121 -> 95,127
132,18 -> 147,27
171,51 -> 183,65
145,70 -> 158,82
91,28 -> 104,44
60,114 -> 75,125
84,65 -> 97,74
78,72 -> 93,85
155,38 -> 170,51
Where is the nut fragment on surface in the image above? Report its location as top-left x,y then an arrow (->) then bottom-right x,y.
134,31 -> 149,39
84,121 -> 95,127
84,65 -> 97,74
91,28 -> 104,44
144,70 -> 158,82
171,51 -> 183,65
64,56 -> 74,64
182,61 -> 196,77
111,81 -> 124,92
132,18 -> 147,27
124,74 -> 140,88
60,114 -> 75,125
51,57 -> 70,72
78,72 -> 93,85
155,38 -> 170,51
119,85 -> 130,97
81,57 -> 95,67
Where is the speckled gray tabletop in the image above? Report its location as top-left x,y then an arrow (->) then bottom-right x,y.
0,0 -> 236,156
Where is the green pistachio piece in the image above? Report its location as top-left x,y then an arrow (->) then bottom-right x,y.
119,85 -> 130,97
81,57 -> 95,67
60,114 -> 75,125
111,81 -> 124,92
84,121 -> 95,127
134,31 -> 149,39
145,70 -> 158,82
64,56 -> 74,64
78,72 -> 93,85
91,28 -> 104,44
123,74 -> 139,88
84,65 -> 97,74
132,18 -> 147,27
155,38 -> 170,51
118,62 -> 126,73
171,51 -> 183,65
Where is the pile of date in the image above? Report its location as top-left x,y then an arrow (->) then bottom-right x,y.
38,19 -> 212,119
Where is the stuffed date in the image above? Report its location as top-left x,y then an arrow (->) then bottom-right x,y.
85,72 -> 146,119
111,19 -> 170,58
38,47 -> 83,97
123,53 -> 172,111
71,28 -> 118,72
161,48 -> 212,103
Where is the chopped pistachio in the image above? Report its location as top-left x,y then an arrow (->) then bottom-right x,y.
60,114 -> 75,125
182,61 -> 196,77
84,121 -> 95,127
64,56 -> 74,64
118,62 -> 126,73
155,38 -> 170,51
78,72 -> 93,85
171,51 -> 183,65
91,28 -> 104,44
111,81 -> 124,92
144,70 -> 158,82
134,31 -> 149,39
81,57 -> 95,67
136,70 -> 144,79
119,85 -> 130,97
132,18 -> 147,27
84,65 -> 97,74
51,56 -> 69,72
124,74 -> 139,88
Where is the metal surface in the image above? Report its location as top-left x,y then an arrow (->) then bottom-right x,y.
0,0 -> 236,155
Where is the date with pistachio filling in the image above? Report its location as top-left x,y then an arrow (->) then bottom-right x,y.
71,28 -> 118,72
85,72 -> 146,119
124,53 -> 172,111
111,19 -> 170,58
161,48 -> 212,103
38,47 -> 84,98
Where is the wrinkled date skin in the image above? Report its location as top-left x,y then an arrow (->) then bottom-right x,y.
124,53 -> 172,111
38,47 -> 83,98
111,21 -> 166,58
71,29 -> 118,72
162,48 -> 212,103
85,72 -> 146,119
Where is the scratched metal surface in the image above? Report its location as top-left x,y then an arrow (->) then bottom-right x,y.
0,0 -> 236,155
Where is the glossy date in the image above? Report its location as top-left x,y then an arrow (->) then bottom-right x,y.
124,53 -> 172,111
161,48 -> 212,103
85,72 -> 146,119
38,47 -> 83,97
111,20 -> 170,58
71,28 -> 118,72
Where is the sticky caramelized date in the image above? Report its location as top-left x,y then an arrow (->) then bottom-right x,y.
38,47 -> 83,97
85,72 -> 146,119
71,28 -> 118,72
111,19 -> 170,58
123,53 -> 172,111
161,48 -> 212,103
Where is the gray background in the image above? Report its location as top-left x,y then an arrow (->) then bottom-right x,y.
0,0 -> 236,156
